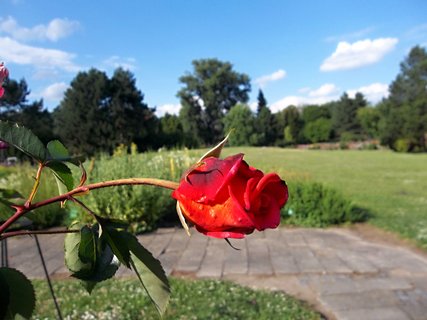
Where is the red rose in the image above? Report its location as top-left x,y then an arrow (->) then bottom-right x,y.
0,62 -> 9,98
172,153 -> 288,239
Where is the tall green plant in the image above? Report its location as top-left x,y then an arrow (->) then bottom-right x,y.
80,151 -> 197,233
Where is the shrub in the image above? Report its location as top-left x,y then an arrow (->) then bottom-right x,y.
77,150 -> 197,233
303,118 -> 332,143
0,163 -> 67,228
281,181 -> 367,227
394,138 -> 416,153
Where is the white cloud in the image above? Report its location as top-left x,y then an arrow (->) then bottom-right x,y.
320,38 -> 398,71
298,87 -> 311,94
270,82 -> 389,112
347,82 -> 389,103
155,103 -> 181,117
103,56 -> 137,71
308,83 -> 338,97
249,101 -> 258,112
41,82 -> 68,102
0,37 -> 79,72
255,69 -> 286,88
0,16 -> 80,42
271,83 -> 340,112
324,27 -> 375,43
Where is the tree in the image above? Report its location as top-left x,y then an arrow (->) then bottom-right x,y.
10,100 -> 55,144
160,113 -> 184,147
379,46 -> 427,151
54,68 -> 157,155
273,106 -> 303,145
357,107 -> 380,139
301,104 -> 331,123
107,68 -> 157,150
0,78 -> 31,119
179,103 -> 203,147
0,78 -> 55,144
331,92 -> 367,139
177,58 -> 251,144
254,89 -> 274,145
256,89 -> 267,113
53,69 -> 111,155
222,104 -> 255,146
303,118 -> 332,143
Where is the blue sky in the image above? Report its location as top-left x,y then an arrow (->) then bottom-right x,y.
1,0 -> 426,116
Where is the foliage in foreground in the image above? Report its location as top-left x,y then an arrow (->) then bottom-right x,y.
282,181 -> 368,227
32,278 -> 321,320
0,121 -> 171,318
0,163 -> 67,228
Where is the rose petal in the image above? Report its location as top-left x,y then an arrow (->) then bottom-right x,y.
173,154 -> 244,204
251,193 -> 281,230
202,230 -> 247,239
175,192 -> 255,234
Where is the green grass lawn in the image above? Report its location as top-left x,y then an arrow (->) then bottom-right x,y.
32,278 -> 320,320
221,147 -> 427,248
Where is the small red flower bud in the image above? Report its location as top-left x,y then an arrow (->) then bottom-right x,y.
0,62 -> 9,98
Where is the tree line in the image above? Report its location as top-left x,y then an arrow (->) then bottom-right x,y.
1,45 -> 426,155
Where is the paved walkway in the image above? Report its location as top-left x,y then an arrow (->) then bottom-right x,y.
4,227 -> 427,320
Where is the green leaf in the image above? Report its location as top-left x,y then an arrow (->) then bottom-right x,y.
46,161 -> 74,193
0,267 -> 36,320
78,225 -> 97,265
0,202 -> 14,222
64,223 -> 94,277
0,269 -> 10,320
64,224 -> 119,293
0,121 -> 46,162
81,244 -> 120,294
125,233 -> 170,317
101,227 -> 131,268
47,139 -> 85,165
0,188 -> 23,200
47,140 -> 69,159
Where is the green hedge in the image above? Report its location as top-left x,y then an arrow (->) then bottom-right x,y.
77,150 -> 197,233
282,181 -> 368,227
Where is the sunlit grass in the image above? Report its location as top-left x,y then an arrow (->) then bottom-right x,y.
32,278 -> 320,320
221,147 -> 427,248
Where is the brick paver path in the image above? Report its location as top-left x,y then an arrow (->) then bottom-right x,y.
5,227 -> 427,320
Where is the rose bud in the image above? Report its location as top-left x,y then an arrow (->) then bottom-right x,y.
0,62 -> 9,98
172,153 -> 288,239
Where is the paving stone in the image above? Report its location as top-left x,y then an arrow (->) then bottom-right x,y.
396,289 -> 427,319
158,229 -> 190,275
6,227 -> 427,320
314,249 -> 353,274
246,237 -> 273,275
145,228 -> 175,257
306,274 -> 357,295
335,249 -> 379,274
174,232 -> 208,273
268,242 -> 299,275
333,307 -> 411,320
197,238 -> 226,278
222,239 -> 248,276
291,247 -> 325,274
320,290 -> 401,311
281,230 -> 307,246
